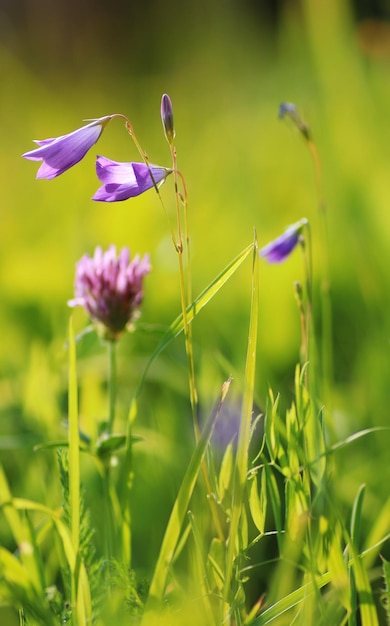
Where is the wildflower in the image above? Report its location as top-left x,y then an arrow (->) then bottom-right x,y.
92,156 -> 172,202
161,93 -> 175,144
68,245 -> 151,340
278,102 -> 310,141
22,115 -> 117,179
259,218 -> 308,264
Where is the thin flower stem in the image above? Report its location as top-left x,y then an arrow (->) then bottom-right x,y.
103,465 -> 114,563
168,138 -> 226,541
126,115 -> 222,541
104,340 -> 117,562
307,139 -> 333,403
107,340 -> 117,435
125,120 -> 177,249
300,222 -> 319,403
169,144 -> 199,436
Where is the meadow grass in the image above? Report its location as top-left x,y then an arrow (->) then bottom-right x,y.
1,2 -> 390,625
1,97 -> 389,624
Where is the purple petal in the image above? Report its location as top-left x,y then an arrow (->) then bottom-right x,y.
92,158 -> 172,202
259,219 -> 308,264
95,156 -> 138,185
22,115 -> 115,179
68,245 -> 151,339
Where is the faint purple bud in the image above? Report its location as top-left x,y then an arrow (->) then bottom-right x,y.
161,93 -> 175,144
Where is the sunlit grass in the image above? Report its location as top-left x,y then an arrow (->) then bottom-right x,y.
1,1 -> 390,624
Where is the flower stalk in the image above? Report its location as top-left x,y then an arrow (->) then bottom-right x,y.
107,340 -> 117,435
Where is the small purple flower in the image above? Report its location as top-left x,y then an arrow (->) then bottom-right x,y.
278,102 -> 310,140
278,102 -> 298,120
161,93 -> 175,144
92,156 -> 172,202
22,115 -> 117,179
68,245 -> 151,340
259,219 -> 308,264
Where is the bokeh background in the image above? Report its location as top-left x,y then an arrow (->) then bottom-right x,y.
1,0 -> 390,614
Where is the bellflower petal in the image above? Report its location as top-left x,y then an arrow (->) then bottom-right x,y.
68,245 -> 151,340
92,156 -> 172,202
22,115 -> 117,179
259,218 -> 308,264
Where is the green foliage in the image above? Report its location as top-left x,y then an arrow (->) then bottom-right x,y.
1,2 -> 390,624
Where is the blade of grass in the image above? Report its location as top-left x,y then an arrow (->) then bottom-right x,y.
129,241 -> 254,415
141,377 -> 232,622
122,242 -> 254,561
68,316 -> 80,556
249,537 -> 390,625
0,465 -> 44,594
10,497 -> 92,624
250,571 -> 332,625
221,234 -> 259,622
0,547 -> 57,626
347,485 -> 379,626
68,316 -> 92,626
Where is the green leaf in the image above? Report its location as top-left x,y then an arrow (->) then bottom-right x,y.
222,235 -> 259,617
249,571 -> 332,625
129,242 -> 254,409
248,472 -> 265,535
382,557 -> 390,623
218,441 -> 234,502
95,433 -> 127,456
143,377 -> 232,616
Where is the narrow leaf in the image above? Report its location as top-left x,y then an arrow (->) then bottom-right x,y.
142,377 -> 232,618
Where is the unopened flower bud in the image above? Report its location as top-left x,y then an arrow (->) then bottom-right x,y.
161,93 -> 175,144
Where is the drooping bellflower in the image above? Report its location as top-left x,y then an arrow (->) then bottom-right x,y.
259,218 -> 308,264
92,156 -> 172,202
22,115 -> 117,179
68,245 -> 151,340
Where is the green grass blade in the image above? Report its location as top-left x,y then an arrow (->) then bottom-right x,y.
250,571 -> 332,625
382,557 -> 390,623
123,243 -> 254,568
0,547 -> 57,626
68,317 -> 80,555
222,235 -> 259,619
130,241 -> 254,407
68,316 -> 92,626
142,377 -> 232,620
0,466 -> 44,594
347,485 -> 379,626
350,484 -> 366,548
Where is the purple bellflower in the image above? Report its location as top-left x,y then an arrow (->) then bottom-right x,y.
259,218 -> 308,264
68,245 -> 151,340
22,115 -> 117,179
92,156 -> 172,202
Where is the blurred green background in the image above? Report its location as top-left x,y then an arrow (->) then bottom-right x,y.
1,0 -> 390,604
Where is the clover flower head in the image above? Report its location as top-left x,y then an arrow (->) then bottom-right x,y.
68,245 -> 151,340
259,218 -> 308,264
22,115 -> 116,179
161,93 -> 175,144
92,156 -> 172,202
